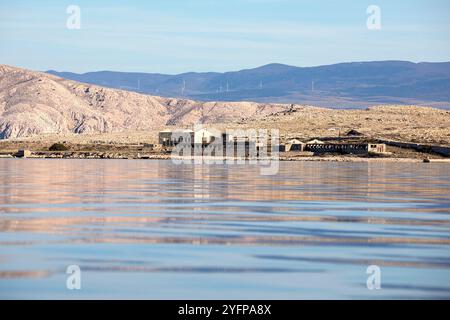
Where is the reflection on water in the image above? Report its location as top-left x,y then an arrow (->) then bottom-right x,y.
0,159 -> 449,299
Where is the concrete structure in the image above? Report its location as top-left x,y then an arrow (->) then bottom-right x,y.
16,149 -> 31,158
194,128 -> 216,144
285,139 -> 305,152
192,128 -> 235,145
158,130 -> 174,146
305,143 -> 387,155
306,139 -> 325,145
158,128 -> 282,158
159,128 -> 233,148
278,144 -> 286,152
159,129 -> 195,146
367,144 -> 387,153
179,129 -> 195,144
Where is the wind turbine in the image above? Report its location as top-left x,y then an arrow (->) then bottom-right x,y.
181,80 -> 186,95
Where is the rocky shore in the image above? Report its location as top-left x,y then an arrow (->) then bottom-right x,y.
1,148 -> 449,163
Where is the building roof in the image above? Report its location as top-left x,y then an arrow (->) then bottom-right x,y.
286,139 -> 304,144
306,139 -> 325,144
346,129 -> 364,136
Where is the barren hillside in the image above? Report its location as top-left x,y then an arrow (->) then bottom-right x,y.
1,64 -> 450,145
0,65 -> 287,139
221,104 -> 450,145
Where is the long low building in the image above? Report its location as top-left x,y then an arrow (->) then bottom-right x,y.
305,143 -> 386,154
281,137 -> 387,155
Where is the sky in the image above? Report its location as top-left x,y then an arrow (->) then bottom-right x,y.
0,0 -> 449,74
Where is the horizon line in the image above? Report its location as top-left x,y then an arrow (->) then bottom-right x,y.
42,59 -> 450,76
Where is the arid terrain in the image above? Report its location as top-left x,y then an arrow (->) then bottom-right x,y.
1,64 -> 450,161
0,64 -> 288,139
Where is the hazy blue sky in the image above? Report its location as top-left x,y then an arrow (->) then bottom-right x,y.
0,0 -> 449,73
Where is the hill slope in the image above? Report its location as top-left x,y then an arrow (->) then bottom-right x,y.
47,61 -> 450,108
0,65 -> 288,139
2,64 -> 450,145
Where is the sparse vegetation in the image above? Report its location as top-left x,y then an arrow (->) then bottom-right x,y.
49,143 -> 68,151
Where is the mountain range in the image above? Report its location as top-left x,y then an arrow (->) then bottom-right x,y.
47,61 -> 450,108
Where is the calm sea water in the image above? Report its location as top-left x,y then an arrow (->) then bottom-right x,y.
0,159 -> 449,299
